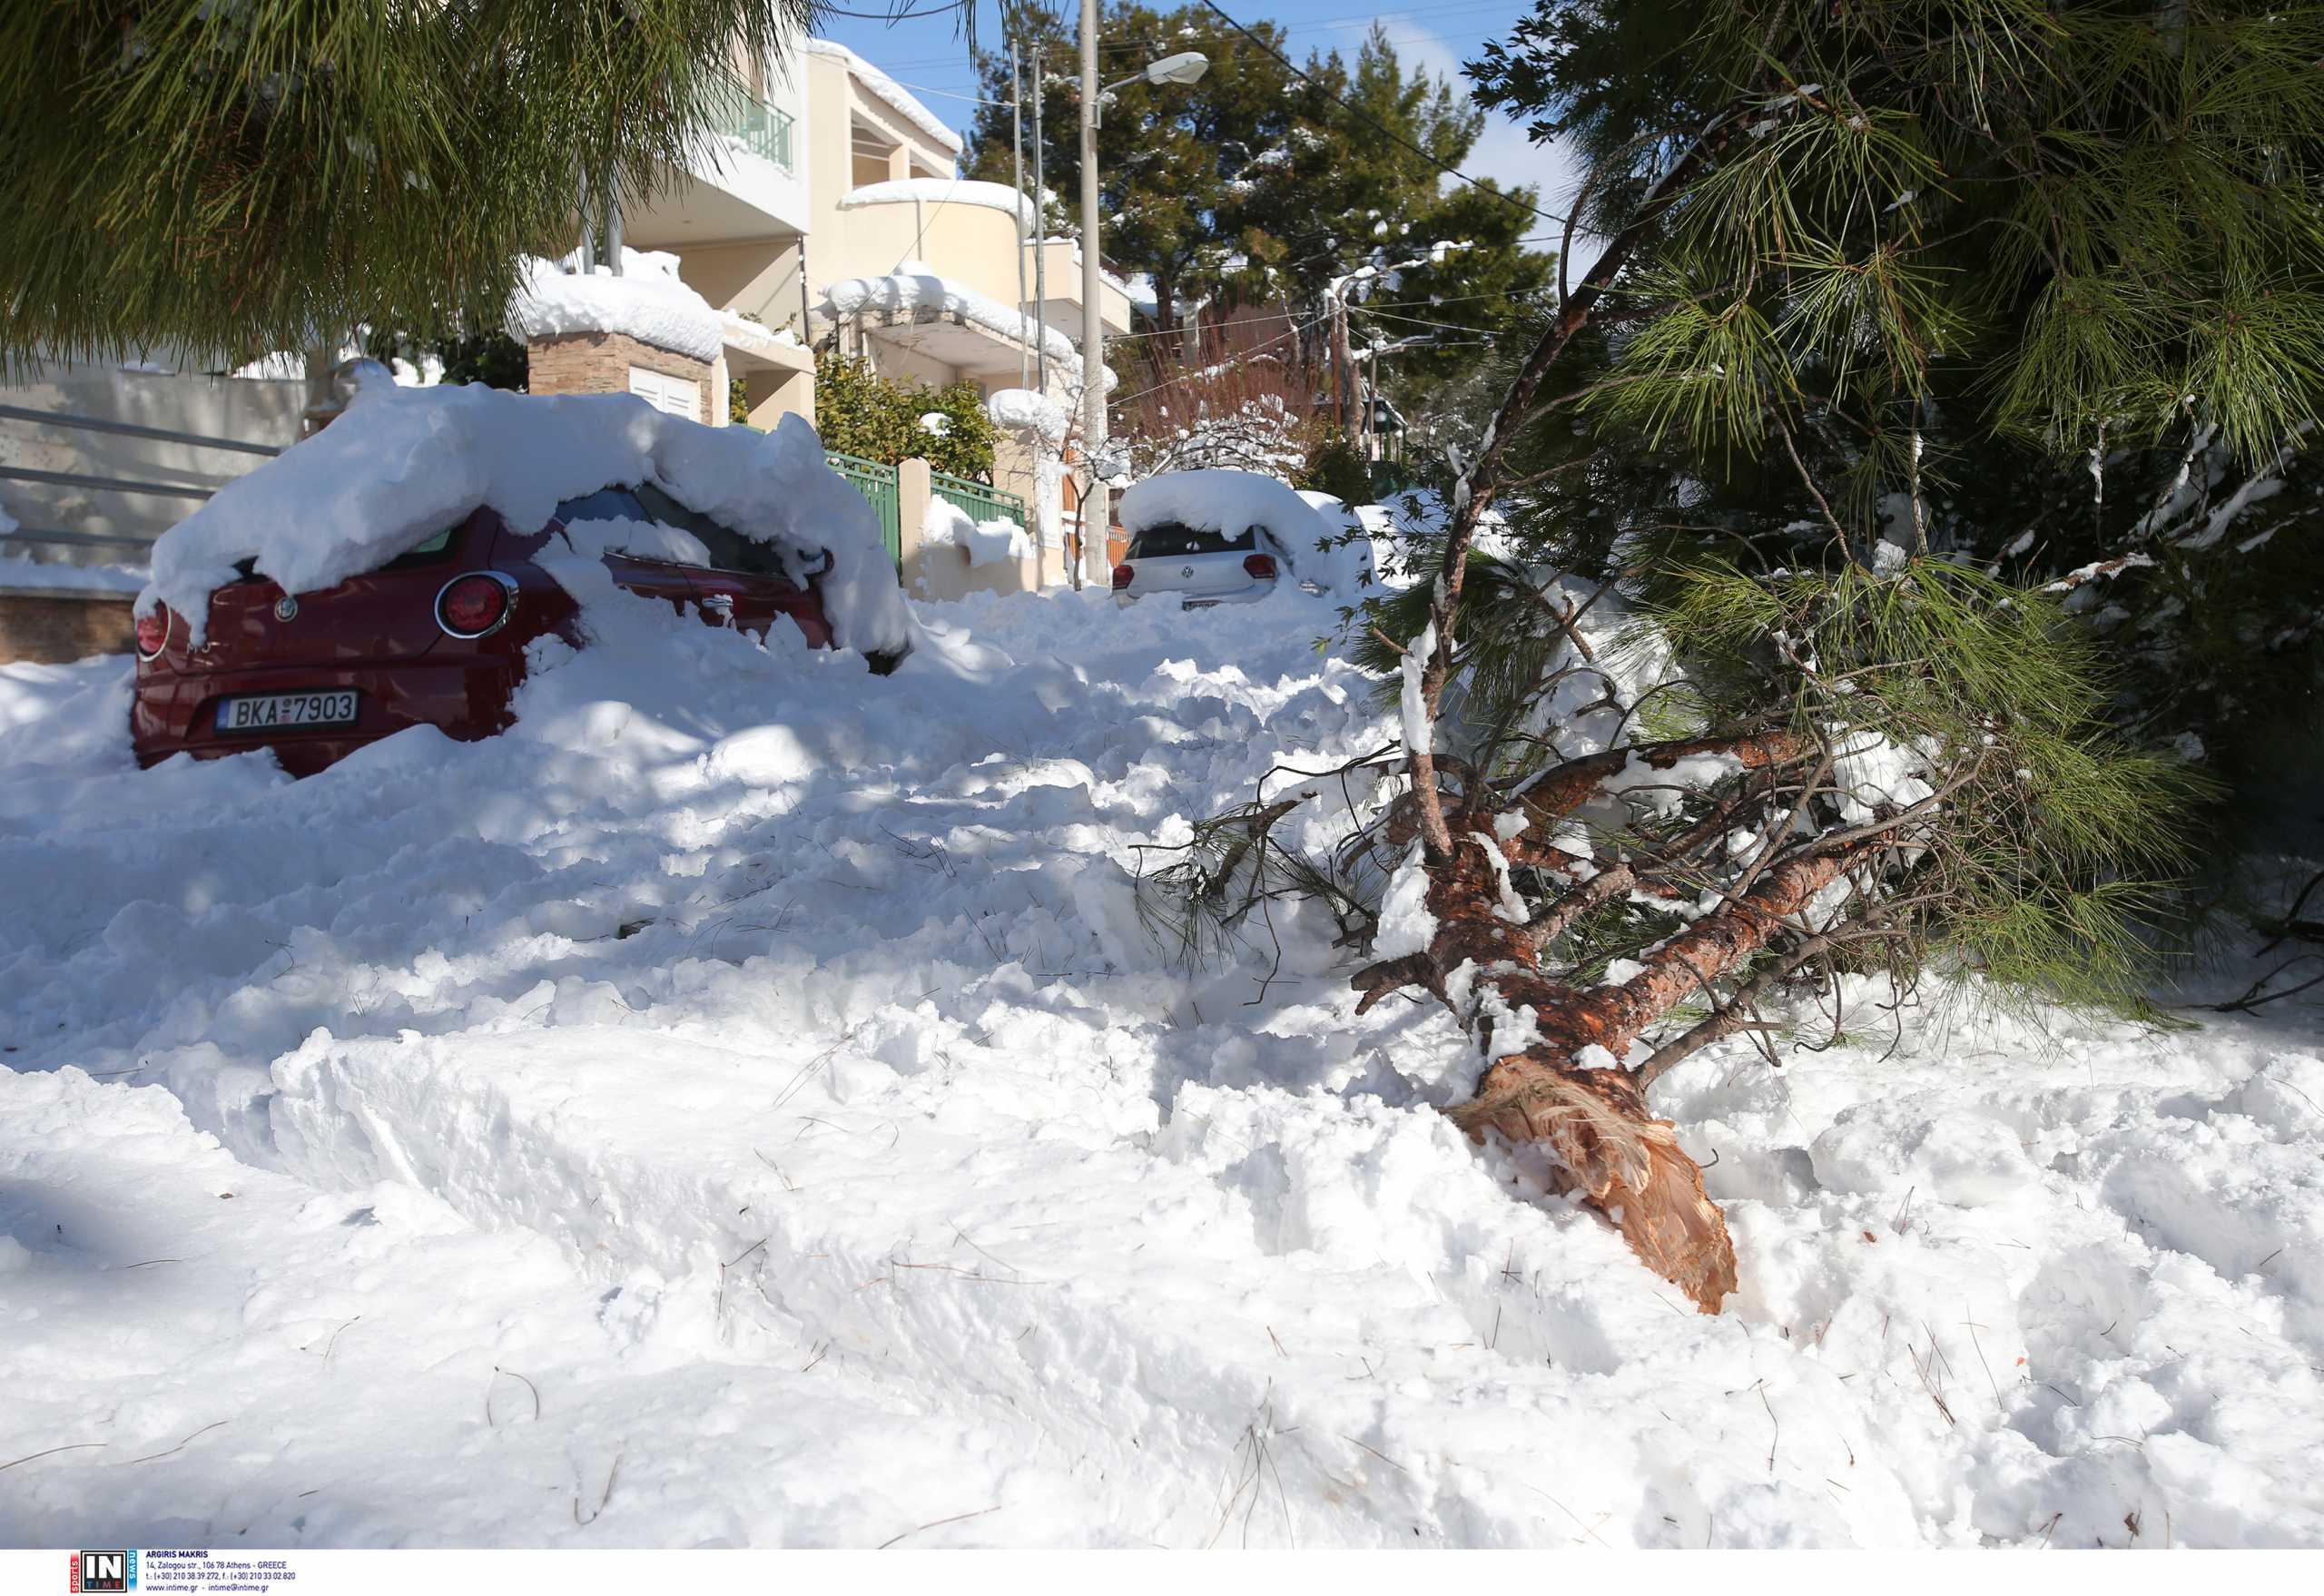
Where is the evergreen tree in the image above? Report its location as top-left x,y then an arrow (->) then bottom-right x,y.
960,7 -> 1554,408
1459,0 -> 2324,782
2,1 -> 810,365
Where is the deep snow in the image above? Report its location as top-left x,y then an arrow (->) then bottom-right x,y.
2,582 -> 2320,1549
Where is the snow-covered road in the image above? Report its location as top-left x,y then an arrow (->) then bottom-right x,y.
4,586 -> 2319,1547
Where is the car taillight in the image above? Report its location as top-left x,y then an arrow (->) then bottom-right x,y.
134,607 -> 168,659
1111,564 -> 1134,590
1244,554 -> 1277,579
435,572 -> 514,637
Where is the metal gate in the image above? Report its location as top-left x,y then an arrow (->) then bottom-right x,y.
930,468 -> 1028,534
824,451 -> 901,569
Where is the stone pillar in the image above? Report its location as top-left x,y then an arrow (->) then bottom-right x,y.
897,455 -> 933,593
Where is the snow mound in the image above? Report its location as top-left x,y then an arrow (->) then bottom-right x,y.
1295,490 -> 1384,595
509,249 -> 724,364
3,587 -> 2323,1547
806,39 -> 964,154
841,179 -> 1036,235
138,374 -> 911,657
921,496 -> 1031,568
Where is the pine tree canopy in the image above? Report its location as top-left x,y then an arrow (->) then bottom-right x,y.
1,1 -> 812,366
1427,2 -> 2324,787
1471,0 -> 2324,485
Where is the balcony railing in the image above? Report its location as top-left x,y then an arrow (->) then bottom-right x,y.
706,79 -> 795,173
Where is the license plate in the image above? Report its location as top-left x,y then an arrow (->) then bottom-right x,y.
215,689 -> 359,733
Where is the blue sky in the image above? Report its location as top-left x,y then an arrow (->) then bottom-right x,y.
812,0 -> 1581,232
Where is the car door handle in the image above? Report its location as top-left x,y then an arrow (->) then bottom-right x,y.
700,594 -> 735,612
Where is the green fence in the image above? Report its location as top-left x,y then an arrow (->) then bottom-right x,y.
707,78 -> 796,172
826,452 -> 901,569
931,469 -> 1029,533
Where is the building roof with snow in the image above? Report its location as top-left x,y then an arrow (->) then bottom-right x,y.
820,271 -> 1116,389
839,178 -> 1037,237
805,39 -> 963,156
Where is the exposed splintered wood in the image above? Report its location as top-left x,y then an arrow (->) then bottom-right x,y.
1350,796 -> 1866,1312
1367,830 -> 1738,1311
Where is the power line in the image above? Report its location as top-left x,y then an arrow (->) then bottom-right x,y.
821,0 -> 969,19
852,5 -> 1523,77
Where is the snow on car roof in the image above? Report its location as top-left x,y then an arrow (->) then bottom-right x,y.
1118,468 -> 1327,542
140,365 -> 911,657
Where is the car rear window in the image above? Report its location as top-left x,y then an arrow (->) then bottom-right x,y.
379,526 -> 458,572
1127,522 -> 1255,559
552,488 -> 650,525
227,525 -> 457,584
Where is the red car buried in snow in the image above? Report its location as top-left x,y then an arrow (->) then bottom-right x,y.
131,480 -> 845,777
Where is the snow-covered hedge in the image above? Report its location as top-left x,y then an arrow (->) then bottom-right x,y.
139,367 -> 913,657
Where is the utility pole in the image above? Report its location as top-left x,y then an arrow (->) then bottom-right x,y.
1031,43 -> 1048,399
1011,42 -> 1029,390
1077,0 -> 1105,588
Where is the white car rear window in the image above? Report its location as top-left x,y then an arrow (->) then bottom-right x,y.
1128,522 -> 1256,559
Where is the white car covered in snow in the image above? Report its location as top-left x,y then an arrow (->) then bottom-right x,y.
1110,468 -> 1366,609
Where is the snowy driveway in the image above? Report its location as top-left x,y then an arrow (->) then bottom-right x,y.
3,588 -> 2320,1547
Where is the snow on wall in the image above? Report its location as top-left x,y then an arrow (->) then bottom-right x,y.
509,249 -> 724,365
920,495 -> 1031,568
139,367 -> 911,657
841,179 -> 1036,236
806,39 -> 964,155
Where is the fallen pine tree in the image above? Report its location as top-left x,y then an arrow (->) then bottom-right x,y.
1146,557 -> 2204,1312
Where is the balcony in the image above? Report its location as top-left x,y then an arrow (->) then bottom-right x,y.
627,76 -> 809,247
707,78 -> 795,174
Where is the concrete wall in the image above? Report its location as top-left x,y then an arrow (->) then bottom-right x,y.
743,364 -> 816,430
892,456 -> 1083,602
683,238 -> 812,340
0,366 -> 303,565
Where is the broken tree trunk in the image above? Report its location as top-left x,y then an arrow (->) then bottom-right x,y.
1355,806 -> 1861,1313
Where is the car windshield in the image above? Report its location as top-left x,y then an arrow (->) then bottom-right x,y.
1127,522 -> 1256,559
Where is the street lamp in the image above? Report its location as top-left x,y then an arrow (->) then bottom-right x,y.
1121,51 -> 1211,92
1077,8 -> 1207,578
